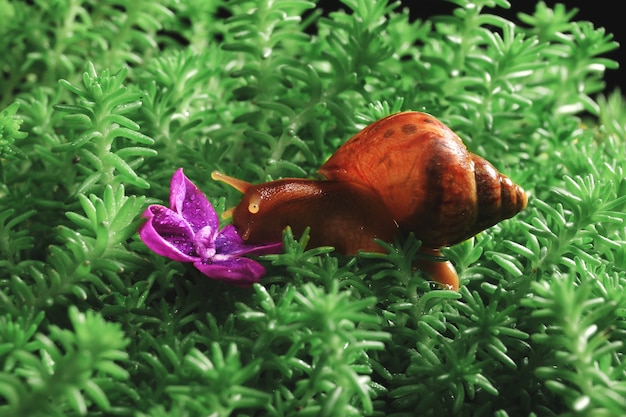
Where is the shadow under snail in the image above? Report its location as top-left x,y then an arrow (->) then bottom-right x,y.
212,111 -> 528,290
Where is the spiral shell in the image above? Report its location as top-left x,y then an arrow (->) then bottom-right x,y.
319,111 -> 527,248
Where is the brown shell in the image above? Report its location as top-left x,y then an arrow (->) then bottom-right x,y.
319,111 -> 527,248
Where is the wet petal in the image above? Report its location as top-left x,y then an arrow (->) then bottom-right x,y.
193,256 -> 266,286
216,225 -> 283,256
140,168 -> 284,286
169,168 -> 218,234
194,225 -> 217,260
139,204 -> 199,262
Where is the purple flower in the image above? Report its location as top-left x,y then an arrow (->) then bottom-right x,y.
138,168 -> 282,285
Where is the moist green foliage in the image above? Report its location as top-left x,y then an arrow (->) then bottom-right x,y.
1,0 -> 625,415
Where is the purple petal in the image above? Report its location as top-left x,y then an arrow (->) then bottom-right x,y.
216,225 -> 283,256
193,257 -> 266,286
139,205 -> 199,262
193,225 -> 217,260
169,168 -> 219,234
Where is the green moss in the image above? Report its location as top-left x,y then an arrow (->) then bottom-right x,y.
1,0 -> 625,416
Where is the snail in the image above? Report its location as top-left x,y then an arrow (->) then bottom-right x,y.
212,111 -> 527,290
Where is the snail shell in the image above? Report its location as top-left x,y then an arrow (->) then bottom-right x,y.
319,111 -> 527,248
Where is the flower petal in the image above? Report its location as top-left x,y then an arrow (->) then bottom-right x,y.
216,225 -> 283,256
193,257 -> 267,286
169,168 -> 219,234
194,226 -> 217,260
138,204 -> 199,262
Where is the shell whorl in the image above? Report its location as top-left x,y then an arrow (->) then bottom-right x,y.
471,154 -> 527,236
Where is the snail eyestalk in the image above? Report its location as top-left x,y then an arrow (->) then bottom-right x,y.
221,206 -> 235,219
211,171 -> 252,194
247,194 -> 261,214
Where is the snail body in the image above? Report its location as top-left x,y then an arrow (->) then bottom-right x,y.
213,176 -> 398,254
212,111 -> 527,290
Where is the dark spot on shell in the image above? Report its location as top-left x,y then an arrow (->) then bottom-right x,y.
401,124 -> 417,135
378,153 -> 392,167
384,129 -> 395,138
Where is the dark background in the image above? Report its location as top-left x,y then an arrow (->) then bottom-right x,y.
318,1 -> 623,95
